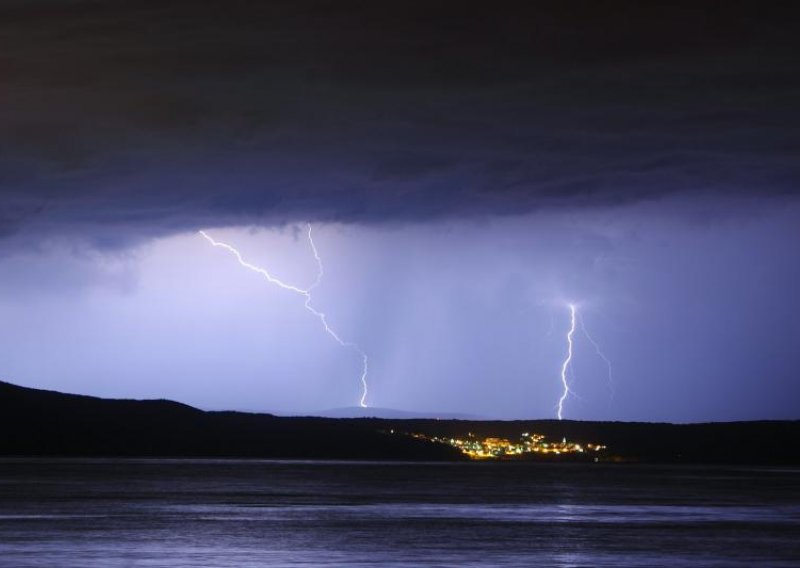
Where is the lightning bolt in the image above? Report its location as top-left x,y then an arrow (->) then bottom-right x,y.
557,303 -> 577,420
198,225 -> 370,407
305,227 -> 369,408
578,312 -> 614,402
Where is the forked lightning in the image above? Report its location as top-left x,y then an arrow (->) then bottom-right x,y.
556,303 -> 613,419
199,226 -> 369,407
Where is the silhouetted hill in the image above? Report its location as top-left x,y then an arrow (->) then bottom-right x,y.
1,380 -> 798,463
0,381 -> 461,460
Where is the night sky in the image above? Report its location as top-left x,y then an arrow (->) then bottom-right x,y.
1,1 -> 798,421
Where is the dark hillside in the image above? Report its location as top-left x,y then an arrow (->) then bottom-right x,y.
1,381 -> 797,464
0,381 -> 460,460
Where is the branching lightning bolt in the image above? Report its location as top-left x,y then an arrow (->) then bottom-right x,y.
305,227 -> 369,408
557,303 -> 577,420
578,312 -> 614,402
198,226 -> 370,407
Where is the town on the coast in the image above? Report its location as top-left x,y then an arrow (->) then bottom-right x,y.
406,431 -> 607,460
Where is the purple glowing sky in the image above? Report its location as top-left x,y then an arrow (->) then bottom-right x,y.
1,1 -> 798,420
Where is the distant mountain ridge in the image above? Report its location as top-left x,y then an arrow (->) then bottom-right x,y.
1,380 -> 798,464
306,406 -> 485,420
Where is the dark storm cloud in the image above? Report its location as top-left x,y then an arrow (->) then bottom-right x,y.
1,0 -> 799,242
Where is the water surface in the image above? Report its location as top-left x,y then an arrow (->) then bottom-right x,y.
0,459 -> 798,567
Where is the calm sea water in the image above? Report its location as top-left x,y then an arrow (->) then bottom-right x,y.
0,459 -> 797,567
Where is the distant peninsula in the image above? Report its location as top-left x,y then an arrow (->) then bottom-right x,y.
1,380 -> 798,464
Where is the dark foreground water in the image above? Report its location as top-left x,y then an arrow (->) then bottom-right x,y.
0,460 -> 798,567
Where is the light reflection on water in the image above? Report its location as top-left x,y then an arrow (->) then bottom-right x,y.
0,459 -> 798,567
